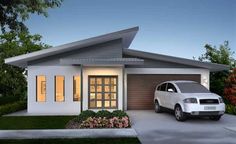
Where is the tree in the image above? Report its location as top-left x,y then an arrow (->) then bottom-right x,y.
199,41 -> 236,96
224,68 -> 236,105
0,0 -> 62,33
0,32 -> 49,99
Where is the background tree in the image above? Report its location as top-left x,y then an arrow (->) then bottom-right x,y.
199,41 -> 236,96
0,0 -> 62,33
224,68 -> 236,105
0,32 -> 49,100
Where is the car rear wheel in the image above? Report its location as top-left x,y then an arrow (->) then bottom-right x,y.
209,115 -> 222,121
155,101 -> 162,113
175,105 -> 187,121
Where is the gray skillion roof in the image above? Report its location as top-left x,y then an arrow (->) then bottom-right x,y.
4,26 -> 229,71
123,49 -> 229,71
60,58 -> 144,65
5,27 -> 139,67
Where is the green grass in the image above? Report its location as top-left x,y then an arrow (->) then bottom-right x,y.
0,116 -> 75,129
0,138 -> 141,144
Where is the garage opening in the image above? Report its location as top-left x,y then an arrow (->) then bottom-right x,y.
127,74 -> 201,110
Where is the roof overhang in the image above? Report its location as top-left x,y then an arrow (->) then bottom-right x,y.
123,49 -> 229,72
60,58 -> 144,65
5,27 -> 139,68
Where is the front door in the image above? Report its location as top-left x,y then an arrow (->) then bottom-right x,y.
88,76 -> 118,109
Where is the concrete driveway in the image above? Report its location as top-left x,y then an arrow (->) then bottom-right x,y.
127,110 -> 236,144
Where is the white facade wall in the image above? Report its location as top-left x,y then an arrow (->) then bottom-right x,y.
28,66 -> 81,115
124,68 -> 210,110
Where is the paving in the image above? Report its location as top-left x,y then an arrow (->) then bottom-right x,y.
0,129 -> 137,139
127,110 -> 236,144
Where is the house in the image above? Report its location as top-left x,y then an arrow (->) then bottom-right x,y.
5,27 -> 228,115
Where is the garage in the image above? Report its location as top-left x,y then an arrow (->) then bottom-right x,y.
127,74 -> 201,110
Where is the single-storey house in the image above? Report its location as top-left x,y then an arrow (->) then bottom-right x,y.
5,27 -> 228,115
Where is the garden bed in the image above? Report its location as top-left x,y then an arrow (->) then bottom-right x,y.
66,110 -> 131,129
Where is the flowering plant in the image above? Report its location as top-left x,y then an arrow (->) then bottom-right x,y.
79,116 -> 130,129
224,68 -> 236,105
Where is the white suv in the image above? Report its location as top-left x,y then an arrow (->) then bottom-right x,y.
154,81 -> 225,121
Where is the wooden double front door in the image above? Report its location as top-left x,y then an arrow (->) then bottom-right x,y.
88,76 -> 118,109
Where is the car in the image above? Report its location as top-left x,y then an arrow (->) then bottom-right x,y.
154,80 -> 225,121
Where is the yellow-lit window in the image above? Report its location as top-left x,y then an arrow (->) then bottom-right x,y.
73,76 -> 80,101
55,76 -> 65,102
36,75 -> 46,102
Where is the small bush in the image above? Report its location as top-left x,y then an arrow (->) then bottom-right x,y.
0,96 -> 19,106
96,110 -> 112,118
112,110 -> 128,118
78,110 -> 96,123
226,104 -> 236,115
79,116 -> 130,129
0,101 -> 27,116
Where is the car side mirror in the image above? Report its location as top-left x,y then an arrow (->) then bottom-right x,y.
167,88 -> 174,92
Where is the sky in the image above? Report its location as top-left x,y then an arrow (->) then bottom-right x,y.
25,0 -> 236,59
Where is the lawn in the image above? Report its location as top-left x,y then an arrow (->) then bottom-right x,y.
0,116 -> 75,129
0,138 -> 141,144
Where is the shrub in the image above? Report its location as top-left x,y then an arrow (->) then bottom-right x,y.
79,116 -> 130,129
0,96 -> 19,106
96,110 -> 112,118
112,110 -> 128,118
0,101 -> 27,116
78,110 -> 96,123
226,104 -> 236,115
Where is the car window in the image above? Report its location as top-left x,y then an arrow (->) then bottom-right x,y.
176,82 -> 210,93
160,83 -> 167,91
157,86 -> 161,91
166,83 -> 177,93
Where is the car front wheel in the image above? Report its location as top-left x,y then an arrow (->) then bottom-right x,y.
209,115 -> 222,121
155,101 -> 162,113
174,105 -> 186,121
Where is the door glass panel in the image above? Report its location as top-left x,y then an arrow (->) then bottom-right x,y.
55,76 -> 65,102
97,101 -> 102,107
97,86 -> 102,92
111,78 -> 116,85
105,86 -> 110,92
105,101 -> 110,107
97,93 -> 102,99
90,93 -> 95,100
104,78 -> 110,84
90,78 -> 95,84
96,78 -> 102,84
90,86 -> 95,92
36,75 -> 46,102
111,93 -> 116,100
105,93 -> 110,99
90,100 -> 96,108
111,85 -> 116,92
111,101 -> 116,107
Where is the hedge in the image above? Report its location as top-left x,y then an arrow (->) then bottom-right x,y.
0,96 -> 19,106
226,104 -> 236,115
0,101 -> 27,116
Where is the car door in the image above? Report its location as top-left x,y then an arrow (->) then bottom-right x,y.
165,83 -> 178,109
156,83 -> 168,107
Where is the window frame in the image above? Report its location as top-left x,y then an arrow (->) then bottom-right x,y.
54,75 -> 65,102
73,76 -> 81,101
36,75 -> 46,102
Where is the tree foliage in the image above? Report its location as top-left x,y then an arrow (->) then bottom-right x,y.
0,32 -> 49,99
224,68 -> 236,105
199,41 -> 236,96
0,0 -> 62,33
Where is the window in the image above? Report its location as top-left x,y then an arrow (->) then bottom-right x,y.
55,76 -> 65,102
166,83 -> 177,93
160,83 -> 167,91
73,76 -> 81,101
89,76 -> 118,109
36,75 -> 46,102
176,82 -> 210,93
